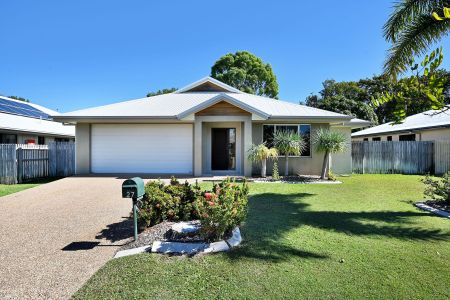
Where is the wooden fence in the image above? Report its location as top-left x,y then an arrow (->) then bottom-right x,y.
0,142 -> 75,184
434,141 -> 450,175
49,142 -> 75,177
0,144 -> 17,184
352,141 -> 450,175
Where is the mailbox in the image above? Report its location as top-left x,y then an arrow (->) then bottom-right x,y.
122,177 -> 145,199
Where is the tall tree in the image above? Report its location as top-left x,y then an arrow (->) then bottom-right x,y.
383,0 -> 450,77
211,51 -> 279,98
305,70 -> 450,124
304,80 -> 379,124
374,48 -> 449,123
146,88 -> 177,97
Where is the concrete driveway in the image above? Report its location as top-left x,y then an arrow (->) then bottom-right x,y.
0,177 -> 133,300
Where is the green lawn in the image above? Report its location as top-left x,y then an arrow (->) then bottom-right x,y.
73,175 -> 450,299
0,182 -> 42,197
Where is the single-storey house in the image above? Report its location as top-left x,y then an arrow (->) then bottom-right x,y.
54,77 -> 369,176
0,96 -> 75,145
352,107 -> 450,142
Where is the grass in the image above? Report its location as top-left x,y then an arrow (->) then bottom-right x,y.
73,175 -> 450,299
0,182 -> 42,197
0,178 -> 57,197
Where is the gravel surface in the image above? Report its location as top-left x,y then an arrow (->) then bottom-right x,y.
120,220 -> 206,251
120,222 -> 174,250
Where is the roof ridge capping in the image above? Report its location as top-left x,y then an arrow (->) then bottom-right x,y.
174,77 -> 242,94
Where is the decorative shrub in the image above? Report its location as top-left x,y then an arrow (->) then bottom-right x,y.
139,177 -> 250,241
422,172 -> 450,204
272,161 -> 280,181
139,177 -> 201,227
327,170 -> 337,181
195,178 -> 249,241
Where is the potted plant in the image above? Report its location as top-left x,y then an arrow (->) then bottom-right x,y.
247,143 -> 278,177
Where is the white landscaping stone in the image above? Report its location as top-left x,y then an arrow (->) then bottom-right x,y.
115,225 -> 243,258
114,245 -> 151,258
415,202 -> 450,219
203,241 -> 230,253
226,227 -> 242,247
151,241 -> 207,254
171,221 -> 201,234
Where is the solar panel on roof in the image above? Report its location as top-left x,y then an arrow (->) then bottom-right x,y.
0,98 -> 51,120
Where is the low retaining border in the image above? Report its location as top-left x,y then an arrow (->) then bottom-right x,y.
114,227 -> 242,258
415,202 -> 450,219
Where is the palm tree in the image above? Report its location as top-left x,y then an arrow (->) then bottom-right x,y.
247,143 -> 278,177
383,0 -> 450,77
273,130 -> 305,176
313,129 -> 348,179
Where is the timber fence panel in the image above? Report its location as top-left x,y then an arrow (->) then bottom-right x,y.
352,141 -> 434,175
434,141 -> 450,175
0,144 -> 17,184
49,142 -> 75,177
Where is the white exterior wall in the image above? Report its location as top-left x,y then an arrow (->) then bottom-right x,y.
75,123 -> 91,174
330,126 -> 352,175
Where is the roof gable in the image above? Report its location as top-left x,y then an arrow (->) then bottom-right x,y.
175,77 -> 242,94
176,94 -> 269,119
195,100 -> 251,116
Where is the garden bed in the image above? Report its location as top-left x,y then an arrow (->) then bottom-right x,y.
251,175 -> 341,184
115,177 -> 248,258
415,201 -> 450,218
115,221 -> 242,258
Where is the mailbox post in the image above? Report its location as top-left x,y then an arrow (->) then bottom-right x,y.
122,177 -> 145,241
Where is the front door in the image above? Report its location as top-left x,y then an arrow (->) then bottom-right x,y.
211,128 -> 236,170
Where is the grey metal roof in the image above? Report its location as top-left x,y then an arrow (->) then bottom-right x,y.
55,77 -> 353,121
352,107 -> 450,137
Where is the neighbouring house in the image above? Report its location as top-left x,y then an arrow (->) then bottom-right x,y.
0,96 -> 75,145
53,77 -> 369,176
352,107 -> 450,142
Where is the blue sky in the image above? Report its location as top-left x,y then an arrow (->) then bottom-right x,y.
1,0 -> 449,113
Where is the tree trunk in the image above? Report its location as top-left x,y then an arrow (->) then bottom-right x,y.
321,150 -> 330,179
261,159 -> 267,177
284,154 -> 289,176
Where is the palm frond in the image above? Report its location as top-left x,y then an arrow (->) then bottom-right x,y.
384,15 -> 450,76
313,129 -> 348,154
383,0 -> 442,42
247,143 -> 278,162
273,131 -> 305,156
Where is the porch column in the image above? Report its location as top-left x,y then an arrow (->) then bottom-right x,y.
243,117 -> 252,177
194,119 -> 202,176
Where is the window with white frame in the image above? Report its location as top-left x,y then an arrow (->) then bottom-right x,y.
262,124 -> 311,157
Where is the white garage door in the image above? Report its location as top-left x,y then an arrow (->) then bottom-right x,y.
91,124 -> 193,174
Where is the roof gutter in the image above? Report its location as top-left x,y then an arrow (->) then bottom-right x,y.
352,123 -> 450,138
